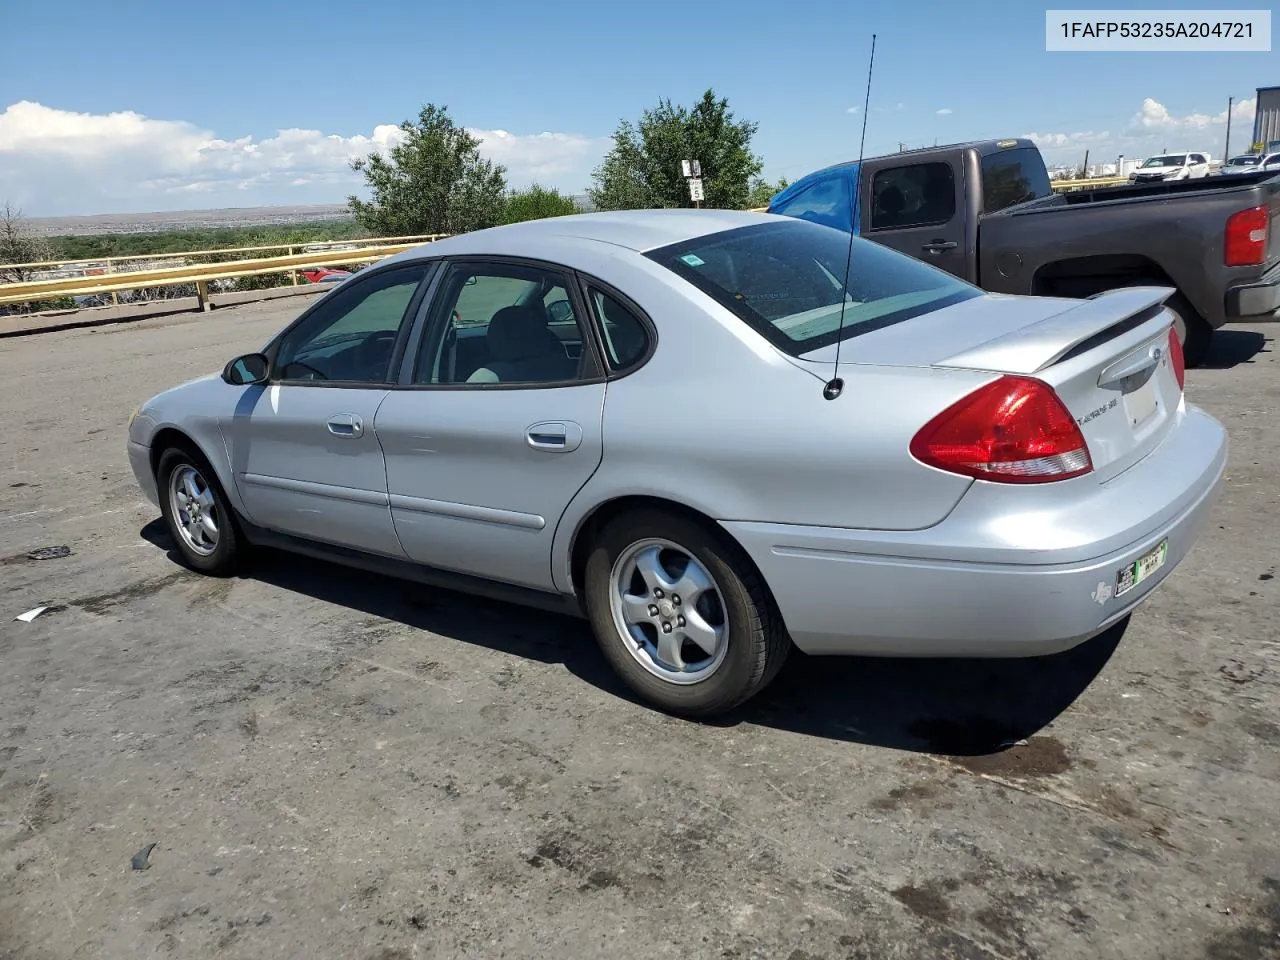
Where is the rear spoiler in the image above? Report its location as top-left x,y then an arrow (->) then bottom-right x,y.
934,287 -> 1175,374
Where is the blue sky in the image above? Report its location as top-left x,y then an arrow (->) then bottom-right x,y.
1,0 -> 1273,215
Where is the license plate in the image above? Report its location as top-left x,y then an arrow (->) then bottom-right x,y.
1115,538 -> 1168,597
1123,374 -> 1159,426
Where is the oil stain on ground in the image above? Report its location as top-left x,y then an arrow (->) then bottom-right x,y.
73,570 -> 197,615
953,736 -> 1072,778
891,879 -> 958,923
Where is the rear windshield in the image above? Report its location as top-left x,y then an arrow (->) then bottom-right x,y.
645,218 -> 981,354
980,147 -> 1052,213
1226,156 -> 1261,166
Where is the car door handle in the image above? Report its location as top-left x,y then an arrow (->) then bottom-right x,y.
526,420 -> 583,452
326,414 -> 364,438
922,240 -> 958,254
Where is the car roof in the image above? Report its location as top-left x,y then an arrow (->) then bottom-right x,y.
396,209 -> 776,258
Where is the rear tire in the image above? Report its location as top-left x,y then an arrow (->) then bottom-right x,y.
156,446 -> 245,576
582,509 -> 791,716
1163,292 -> 1212,369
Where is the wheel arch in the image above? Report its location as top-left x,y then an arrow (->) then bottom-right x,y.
565,494 -> 770,601
1030,253 -> 1210,326
147,425 -> 247,517
150,426 -> 213,476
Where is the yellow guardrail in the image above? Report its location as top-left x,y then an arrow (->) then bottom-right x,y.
1051,177 -> 1130,191
2,233 -> 446,273
0,241 -> 436,308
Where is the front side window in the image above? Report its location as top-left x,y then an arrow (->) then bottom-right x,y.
646,218 -> 980,355
980,147 -> 1052,213
273,263 -> 429,383
869,162 -> 956,230
414,261 -> 590,386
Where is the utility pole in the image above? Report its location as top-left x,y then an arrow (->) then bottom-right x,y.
1224,96 -> 1234,159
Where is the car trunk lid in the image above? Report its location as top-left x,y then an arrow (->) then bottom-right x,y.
933,287 -> 1182,480
795,286 -> 1184,482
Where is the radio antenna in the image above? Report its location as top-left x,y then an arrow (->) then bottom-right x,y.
824,32 -> 876,402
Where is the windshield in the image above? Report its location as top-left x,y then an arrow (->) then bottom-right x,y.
645,218 -> 981,355
1142,155 -> 1187,167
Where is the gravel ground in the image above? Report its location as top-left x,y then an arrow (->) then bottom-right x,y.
1,303 -> 1278,960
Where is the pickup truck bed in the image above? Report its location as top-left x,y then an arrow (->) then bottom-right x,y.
979,170 -> 1280,339
768,139 -> 1280,366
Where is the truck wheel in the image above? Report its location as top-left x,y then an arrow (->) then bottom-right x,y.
1164,293 -> 1212,369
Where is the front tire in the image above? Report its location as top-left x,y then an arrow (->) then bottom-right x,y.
156,446 -> 244,576
583,509 -> 790,716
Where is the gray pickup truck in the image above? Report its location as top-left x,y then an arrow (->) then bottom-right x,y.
767,138 -> 1280,366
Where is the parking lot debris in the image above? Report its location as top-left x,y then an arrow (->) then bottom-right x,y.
14,607 -> 48,623
131,842 -> 158,871
27,545 -> 71,561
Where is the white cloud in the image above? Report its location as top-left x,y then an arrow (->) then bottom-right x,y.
846,106 -> 860,114
936,108 -> 953,116
1132,95 -> 1254,131
1023,96 -> 1257,166
0,101 -> 608,215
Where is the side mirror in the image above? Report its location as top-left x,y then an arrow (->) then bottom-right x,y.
547,298 -> 573,323
463,275 -> 478,286
222,353 -> 270,385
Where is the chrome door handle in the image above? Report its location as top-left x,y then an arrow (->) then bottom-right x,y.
327,414 -> 364,438
526,420 -> 582,452
922,240 -> 958,254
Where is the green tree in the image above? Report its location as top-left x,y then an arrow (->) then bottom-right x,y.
348,104 -> 507,237
746,176 -> 789,209
500,184 -> 581,224
589,90 -> 764,211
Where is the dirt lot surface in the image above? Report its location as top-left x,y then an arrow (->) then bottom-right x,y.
1,303 -> 1278,960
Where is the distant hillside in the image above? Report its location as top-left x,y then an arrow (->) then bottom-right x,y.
29,204 -> 355,237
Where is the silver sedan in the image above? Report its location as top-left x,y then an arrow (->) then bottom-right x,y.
127,210 -> 1228,715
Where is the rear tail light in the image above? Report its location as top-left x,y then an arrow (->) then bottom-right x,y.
910,375 -> 1093,483
1167,324 -> 1185,391
1224,205 -> 1269,266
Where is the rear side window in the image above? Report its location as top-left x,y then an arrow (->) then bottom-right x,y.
869,162 -> 956,230
980,147 -> 1052,213
645,218 -> 980,355
769,173 -> 851,231
586,287 -> 649,371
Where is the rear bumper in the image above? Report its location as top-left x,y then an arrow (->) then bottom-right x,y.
723,403 -> 1227,657
1225,259 -> 1280,320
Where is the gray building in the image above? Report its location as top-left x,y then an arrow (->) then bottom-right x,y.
1252,85 -> 1280,153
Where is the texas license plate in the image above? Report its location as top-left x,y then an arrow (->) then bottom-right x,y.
1115,539 -> 1168,597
